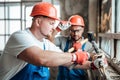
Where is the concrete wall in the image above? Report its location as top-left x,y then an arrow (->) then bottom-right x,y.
88,0 -> 98,33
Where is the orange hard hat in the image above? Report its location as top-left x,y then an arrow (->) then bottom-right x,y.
69,15 -> 85,27
30,2 -> 58,20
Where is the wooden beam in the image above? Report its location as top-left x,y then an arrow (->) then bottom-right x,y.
98,33 -> 120,39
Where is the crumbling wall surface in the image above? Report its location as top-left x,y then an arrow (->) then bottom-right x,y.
59,0 -> 88,19
58,0 -> 88,37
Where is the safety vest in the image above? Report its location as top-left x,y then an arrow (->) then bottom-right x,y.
57,38 -> 86,80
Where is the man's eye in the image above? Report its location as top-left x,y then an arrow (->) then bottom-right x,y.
70,29 -> 82,33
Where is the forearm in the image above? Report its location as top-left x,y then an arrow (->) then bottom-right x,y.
18,46 -> 90,68
18,46 -> 73,67
41,50 -> 73,67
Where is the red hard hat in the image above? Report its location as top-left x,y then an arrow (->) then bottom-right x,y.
30,2 -> 59,20
69,15 -> 85,27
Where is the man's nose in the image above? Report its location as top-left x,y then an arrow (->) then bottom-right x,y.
74,32 -> 78,35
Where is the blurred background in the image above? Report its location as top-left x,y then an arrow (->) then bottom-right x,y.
0,0 -> 120,79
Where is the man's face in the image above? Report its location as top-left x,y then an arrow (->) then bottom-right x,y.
70,25 -> 84,41
40,17 -> 57,37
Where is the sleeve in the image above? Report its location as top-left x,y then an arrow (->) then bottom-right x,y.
5,31 -> 38,57
54,37 -> 62,47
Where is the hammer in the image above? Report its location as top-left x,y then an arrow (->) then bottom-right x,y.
87,32 -> 100,53
68,32 -> 99,53
87,32 -> 107,80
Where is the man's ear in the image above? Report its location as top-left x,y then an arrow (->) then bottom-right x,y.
36,17 -> 41,26
35,18 -> 40,26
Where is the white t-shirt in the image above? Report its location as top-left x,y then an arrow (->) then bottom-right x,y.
0,29 -> 62,80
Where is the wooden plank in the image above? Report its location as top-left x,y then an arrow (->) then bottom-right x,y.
98,33 -> 120,39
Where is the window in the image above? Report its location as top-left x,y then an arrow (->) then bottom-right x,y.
0,0 -> 60,50
0,1 -> 38,50
98,0 -> 120,73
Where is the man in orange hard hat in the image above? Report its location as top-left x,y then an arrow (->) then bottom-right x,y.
53,15 -> 108,80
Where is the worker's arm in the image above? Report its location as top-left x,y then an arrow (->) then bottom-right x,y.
17,46 -> 88,67
17,46 -> 73,67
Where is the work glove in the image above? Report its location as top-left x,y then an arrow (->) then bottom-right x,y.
73,42 -> 82,51
92,52 -> 105,61
56,21 -> 71,32
91,58 -> 108,70
75,50 -> 89,65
